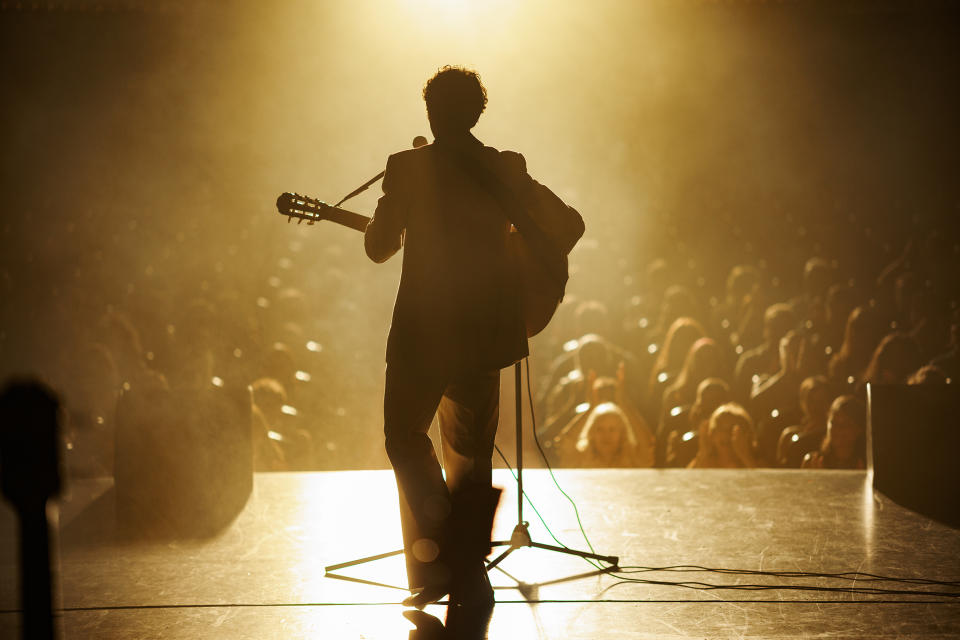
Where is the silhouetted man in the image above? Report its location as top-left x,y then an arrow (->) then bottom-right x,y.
365,66 -> 576,637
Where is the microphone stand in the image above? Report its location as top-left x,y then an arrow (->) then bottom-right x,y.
486,358 -> 618,577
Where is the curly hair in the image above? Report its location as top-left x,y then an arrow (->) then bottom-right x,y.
422,66 -> 488,133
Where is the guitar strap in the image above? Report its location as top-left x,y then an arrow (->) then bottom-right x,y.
441,146 -> 570,288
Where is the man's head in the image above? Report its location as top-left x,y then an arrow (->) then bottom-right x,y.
423,66 -> 488,137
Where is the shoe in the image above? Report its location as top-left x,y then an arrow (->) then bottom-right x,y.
403,609 -> 447,640
406,485 -> 500,614
445,560 -> 494,640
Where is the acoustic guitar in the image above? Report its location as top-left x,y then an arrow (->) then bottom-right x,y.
275,191 -> 567,337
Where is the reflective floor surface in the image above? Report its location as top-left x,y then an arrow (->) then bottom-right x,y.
2,469 -> 959,638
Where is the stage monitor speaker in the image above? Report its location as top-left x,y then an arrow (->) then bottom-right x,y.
867,383 -> 960,528
114,383 -> 253,538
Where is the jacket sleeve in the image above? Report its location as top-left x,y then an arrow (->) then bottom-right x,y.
364,154 -> 407,263
499,149 -> 584,256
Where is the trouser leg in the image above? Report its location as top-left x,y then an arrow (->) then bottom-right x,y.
383,361 -> 450,591
438,369 -> 500,495
437,369 -> 502,636
437,369 -> 501,579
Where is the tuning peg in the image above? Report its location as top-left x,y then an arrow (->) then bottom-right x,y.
286,215 -> 292,224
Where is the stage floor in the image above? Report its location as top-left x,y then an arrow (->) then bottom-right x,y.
1,468 -> 959,639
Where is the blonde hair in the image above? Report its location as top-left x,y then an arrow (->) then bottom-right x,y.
576,402 -> 635,454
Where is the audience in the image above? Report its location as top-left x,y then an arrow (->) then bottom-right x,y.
2,172 -> 954,480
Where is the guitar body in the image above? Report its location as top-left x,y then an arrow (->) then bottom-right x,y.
276,191 -> 573,339
508,231 -> 565,338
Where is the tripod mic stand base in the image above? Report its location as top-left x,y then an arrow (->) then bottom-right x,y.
509,522 -> 532,547
488,520 -> 619,572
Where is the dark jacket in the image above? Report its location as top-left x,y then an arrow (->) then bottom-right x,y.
364,133 -> 530,372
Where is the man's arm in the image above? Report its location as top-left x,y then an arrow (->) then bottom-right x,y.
364,154 -> 406,263
498,150 -> 584,256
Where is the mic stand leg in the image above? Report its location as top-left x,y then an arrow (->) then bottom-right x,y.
487,359 -> 619,574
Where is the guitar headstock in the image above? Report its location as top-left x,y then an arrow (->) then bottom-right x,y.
276,192 -> 329,225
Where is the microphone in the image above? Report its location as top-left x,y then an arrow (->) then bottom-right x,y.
413,135 -> 428,148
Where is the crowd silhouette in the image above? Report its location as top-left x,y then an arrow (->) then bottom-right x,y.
0,187 -> 955,481
532,223 -> 956,470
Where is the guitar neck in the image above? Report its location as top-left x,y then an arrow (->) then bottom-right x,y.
324,206 -> 370,232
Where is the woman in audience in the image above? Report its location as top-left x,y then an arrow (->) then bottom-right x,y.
688,402 -> 758,469
776,375 -> 834,468
794,257 -> 835,326
646,316 -> 706,419
802,395 -> 866,470
548,374 -> 616,465
540,334 -> 624,435
733,303 -> 797,401
813,282 -> 858,367
858,332 -> 923,393
750,329 -> 807,417
665,377 -> 730,468
569,401 -> 653,468
660,337 -> 725,430
828,305 -> 885,391
750,329 -> 809,462
713,264 -> 761,347
646,285 -> 702,348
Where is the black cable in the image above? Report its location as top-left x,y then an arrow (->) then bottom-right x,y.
599,577 -> 960,599
613,565 -> 960,587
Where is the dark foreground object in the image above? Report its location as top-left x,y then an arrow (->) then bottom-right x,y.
0,380 -> 62,640
869,383 -> 960,528
0,468 -> 957,639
